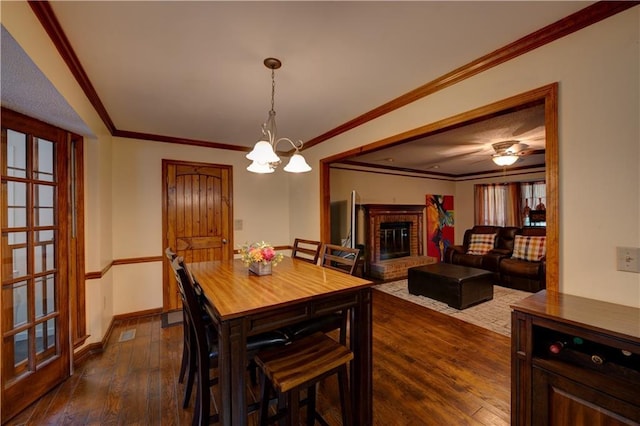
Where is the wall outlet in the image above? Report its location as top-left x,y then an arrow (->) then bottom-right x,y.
616,247 -> 640,273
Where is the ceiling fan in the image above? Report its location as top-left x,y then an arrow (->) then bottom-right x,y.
491,140 -> 544,166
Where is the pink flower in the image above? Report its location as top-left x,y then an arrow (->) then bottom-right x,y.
262,247 -> 275,261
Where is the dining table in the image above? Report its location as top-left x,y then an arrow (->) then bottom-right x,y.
187,256 -> 374,426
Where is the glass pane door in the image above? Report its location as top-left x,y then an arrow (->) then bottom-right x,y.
2,123 -> 69,421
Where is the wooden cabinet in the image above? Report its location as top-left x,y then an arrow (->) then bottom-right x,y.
511,290 -> 640,425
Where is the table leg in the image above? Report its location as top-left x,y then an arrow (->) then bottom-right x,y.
350,287 -> 373,425
218,318 -> 248,426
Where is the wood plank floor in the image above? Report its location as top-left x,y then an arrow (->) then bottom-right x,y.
7,290 -> 511,425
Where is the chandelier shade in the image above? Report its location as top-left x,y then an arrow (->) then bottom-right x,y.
247,160 -> 275,174
246,140 -> 280,164
283,153 -> 312,173
246,58 -> 311,174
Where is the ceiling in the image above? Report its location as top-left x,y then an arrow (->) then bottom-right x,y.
1,2 -> 593,176
338,102 -> 546,176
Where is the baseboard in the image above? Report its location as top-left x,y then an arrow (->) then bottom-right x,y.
113,307 -> 162,321
73,316 -> 115,365
73,307 -> 162,365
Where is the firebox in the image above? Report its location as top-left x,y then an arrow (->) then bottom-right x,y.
379,221 -> 411,260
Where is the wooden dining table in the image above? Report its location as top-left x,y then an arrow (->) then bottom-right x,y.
187,256 -> 374,426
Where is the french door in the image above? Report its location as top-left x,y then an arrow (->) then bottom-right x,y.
1,110 -> 71,421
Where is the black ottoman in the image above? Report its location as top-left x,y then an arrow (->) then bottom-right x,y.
408,263 -> 493,310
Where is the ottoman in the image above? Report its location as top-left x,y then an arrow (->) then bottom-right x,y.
408,263 -> 494,310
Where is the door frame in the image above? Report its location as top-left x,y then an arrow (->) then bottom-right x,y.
320,83 -> 559,293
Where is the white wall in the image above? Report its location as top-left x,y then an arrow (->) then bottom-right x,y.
297,8 -> 640,307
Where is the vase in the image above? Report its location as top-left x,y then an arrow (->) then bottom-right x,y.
249,261 -> 272,276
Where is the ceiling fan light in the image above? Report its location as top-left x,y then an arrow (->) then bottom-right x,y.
492,154 -> 519,166
283,153 -> 312,173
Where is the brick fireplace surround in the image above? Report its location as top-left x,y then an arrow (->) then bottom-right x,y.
363,204 -> 435,280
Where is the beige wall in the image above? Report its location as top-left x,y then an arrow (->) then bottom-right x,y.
298,8 -> 639,307
110,137 -> 291,315
2,1 -> 116,345
3,2 -> 638,348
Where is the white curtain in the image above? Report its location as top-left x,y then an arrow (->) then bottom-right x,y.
475,182 -> 537,227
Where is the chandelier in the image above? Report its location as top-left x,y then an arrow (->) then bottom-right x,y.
246,58 -> 311,174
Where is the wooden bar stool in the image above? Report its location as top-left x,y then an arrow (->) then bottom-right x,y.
254,332 -> 353,426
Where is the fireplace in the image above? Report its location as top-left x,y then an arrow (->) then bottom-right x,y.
363,204 -> 435,280
380,221 -> 411,260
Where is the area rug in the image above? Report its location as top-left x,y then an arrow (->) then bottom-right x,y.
373,279 -> 531,336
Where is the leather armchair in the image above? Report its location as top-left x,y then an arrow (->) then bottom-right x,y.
499,227 -> 546,292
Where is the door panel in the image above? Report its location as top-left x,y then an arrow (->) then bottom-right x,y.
163,161 -> 233,312
1,122 -> 70,422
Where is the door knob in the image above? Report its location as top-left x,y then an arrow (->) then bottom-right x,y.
222,238 -> 228,244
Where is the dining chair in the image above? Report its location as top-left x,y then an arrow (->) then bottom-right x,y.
283,244 -> 361,347
254,331 -> 353,426
291,238 -> 322,264
169,256 -> 290,425
319,244 -> 361,276
165,247 -> 194,397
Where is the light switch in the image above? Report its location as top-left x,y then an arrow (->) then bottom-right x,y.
234,219 -> 243,231
616,247 -> 640,273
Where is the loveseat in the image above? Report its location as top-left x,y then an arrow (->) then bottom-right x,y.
444,225 -> 546,292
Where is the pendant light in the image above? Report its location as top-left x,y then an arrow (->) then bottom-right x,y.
246,58 -> 311,174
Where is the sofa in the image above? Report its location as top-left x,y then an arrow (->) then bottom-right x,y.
444,225 -> 546,292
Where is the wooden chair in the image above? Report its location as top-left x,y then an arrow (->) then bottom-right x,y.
283,244 -> 361,348
319,244 -> 361,276
169,257 -> 218,425
167,247 -> 216,409
291,238 -> 322,264
254,332 -> 353,426
165,247 -> 196,405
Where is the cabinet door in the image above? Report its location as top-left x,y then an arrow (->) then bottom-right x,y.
532,367 -> 640,425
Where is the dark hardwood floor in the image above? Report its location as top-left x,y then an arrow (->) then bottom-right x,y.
7,290 -> 511,425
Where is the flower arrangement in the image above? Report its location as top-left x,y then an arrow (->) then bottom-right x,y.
239,241 -> 284,267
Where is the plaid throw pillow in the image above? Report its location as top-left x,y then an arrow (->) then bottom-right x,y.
467,233 -> 496,255
512,235 -> 546,261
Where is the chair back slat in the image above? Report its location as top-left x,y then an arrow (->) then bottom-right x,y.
319,244 -> 360,275
291,238 -> 322,264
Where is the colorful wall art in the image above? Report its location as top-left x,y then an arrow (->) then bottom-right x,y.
426,194 -> 454,261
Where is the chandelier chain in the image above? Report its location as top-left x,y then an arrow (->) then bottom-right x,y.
270,68 -> 276,113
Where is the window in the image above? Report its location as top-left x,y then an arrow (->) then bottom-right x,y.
521,181 -> 546,226
475,181 -> 545,227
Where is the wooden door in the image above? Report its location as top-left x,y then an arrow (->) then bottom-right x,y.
1,115 -> 70,422
162,160 -> 233,312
